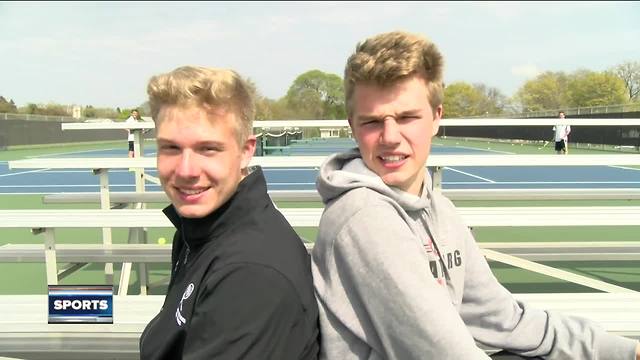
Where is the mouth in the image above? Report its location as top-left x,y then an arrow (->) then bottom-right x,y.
175,187 -> 210,202
379,154 -> 408,163
377,154 -> 409,169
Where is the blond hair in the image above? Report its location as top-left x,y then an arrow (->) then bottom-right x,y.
147,66 -> 255,143
344,31 -> 444,116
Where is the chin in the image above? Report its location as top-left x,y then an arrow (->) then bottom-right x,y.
175,205 -> 213,219
381,173 -> 406,186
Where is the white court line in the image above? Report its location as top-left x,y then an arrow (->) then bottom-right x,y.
0,184 -> 162,188
444,167 -> 496,183
608,165 -> 640,171
26,148 -> 120,158
452,145 -> 515,155
0,182 -> 315,187
14,169 -> 134,174
447,181 -> 640,185
9,168 -> 311,174
264,182 -> 316,186
0,168 -> 51,178
263,168 -> 318,171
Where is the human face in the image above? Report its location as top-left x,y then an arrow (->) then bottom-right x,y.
132,110 -> 140,119
349,75 -> 442,196
156,106 -> 256,218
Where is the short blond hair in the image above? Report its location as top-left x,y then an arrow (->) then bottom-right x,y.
344,31 -> 444,117
147,66 -> 255,143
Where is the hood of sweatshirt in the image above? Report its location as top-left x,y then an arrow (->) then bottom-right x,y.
316,147 -> 434,212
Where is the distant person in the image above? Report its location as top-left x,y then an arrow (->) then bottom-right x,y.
139,66 -> 319,359
311,30 -> 640,359
553,111 -> 571,155
125,109 -> 143,157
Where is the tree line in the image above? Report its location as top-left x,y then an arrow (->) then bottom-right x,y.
2,60 -> 639,120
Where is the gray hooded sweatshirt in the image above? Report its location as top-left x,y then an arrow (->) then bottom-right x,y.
311,149 -> 637,360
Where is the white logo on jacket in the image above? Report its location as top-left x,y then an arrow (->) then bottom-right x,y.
175,283 -> 194,326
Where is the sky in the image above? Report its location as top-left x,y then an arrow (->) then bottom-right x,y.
1,1 -> 639,109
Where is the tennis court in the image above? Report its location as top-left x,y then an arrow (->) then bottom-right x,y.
0,137 -> 639,295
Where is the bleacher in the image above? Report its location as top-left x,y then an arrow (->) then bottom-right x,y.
1,118 -> 640,359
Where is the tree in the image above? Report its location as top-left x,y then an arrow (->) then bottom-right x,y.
0,96 -> 17,113
444,82 -> 483,118
84,105 -> 96,118
284,70 -> 346,119
472,83 -> 507,116
443,82 -> 506,117
612,61 -> 640,101
22,103 -> 39,114
243,77 -> 276,121
514,71 -> 569,112
566,70 -> 628,107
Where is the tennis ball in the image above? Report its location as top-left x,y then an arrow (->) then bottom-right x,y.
157,237 -> 167,245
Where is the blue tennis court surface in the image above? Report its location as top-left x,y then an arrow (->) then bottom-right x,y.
1,139 -> 640,194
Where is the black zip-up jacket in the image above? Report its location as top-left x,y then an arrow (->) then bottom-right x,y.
140,167 -> 319,360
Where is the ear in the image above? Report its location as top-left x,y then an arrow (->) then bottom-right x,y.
432,104 -> 443,137
240,135 -> 256,169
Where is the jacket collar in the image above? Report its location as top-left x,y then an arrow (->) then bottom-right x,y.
162,166 -> 270,248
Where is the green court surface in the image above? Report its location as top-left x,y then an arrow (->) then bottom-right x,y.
0,140 -> 126,161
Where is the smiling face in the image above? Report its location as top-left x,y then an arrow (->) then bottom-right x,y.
349,75 -> 442,195
156,105 -> 256,218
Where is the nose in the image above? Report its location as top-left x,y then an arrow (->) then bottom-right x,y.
175,150 -> 200,178
380,118 -> 401,145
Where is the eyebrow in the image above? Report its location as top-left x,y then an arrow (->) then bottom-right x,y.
157,138 -> 226,147
355,109 -> 423,122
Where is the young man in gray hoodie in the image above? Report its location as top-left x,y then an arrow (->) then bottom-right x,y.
311,31 -> 640,360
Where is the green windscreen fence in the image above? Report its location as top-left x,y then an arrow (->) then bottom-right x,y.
255,129 -> 303,156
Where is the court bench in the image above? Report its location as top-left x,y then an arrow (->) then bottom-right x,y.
2,207 -> 640,294
1,292 -> 638,360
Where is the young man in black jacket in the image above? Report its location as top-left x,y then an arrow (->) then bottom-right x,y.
139,66 -> 319,360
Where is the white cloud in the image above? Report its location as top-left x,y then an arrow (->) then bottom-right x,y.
511,64 -> 542,79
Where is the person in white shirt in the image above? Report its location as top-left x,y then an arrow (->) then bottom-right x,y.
553,111 -> 571,155
125,109 -> 142,157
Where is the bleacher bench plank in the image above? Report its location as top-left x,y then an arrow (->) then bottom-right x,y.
2,242 -> 640,264
3,207 -> 640,228
41,188 -> 640,206
1,293 -> 638,359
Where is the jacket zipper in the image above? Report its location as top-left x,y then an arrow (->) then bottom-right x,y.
180,217 -> 191,266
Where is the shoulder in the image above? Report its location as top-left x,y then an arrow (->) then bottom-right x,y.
199,262 -> 304,313
315,187 -> 409,256
206,263 -> 297,293
321,187 -> 398,233
205,204 -> 316,307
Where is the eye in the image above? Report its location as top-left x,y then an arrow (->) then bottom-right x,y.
158,144 -> 180,153
400,115 -> 420,121
360,119 -> 380,127
200,145 -> 222,154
